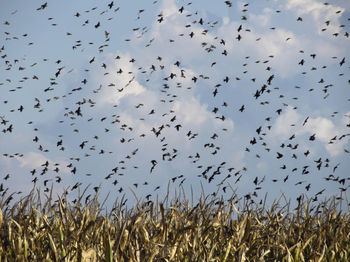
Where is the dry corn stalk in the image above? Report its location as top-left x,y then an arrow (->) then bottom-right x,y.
0,188 -> 348,261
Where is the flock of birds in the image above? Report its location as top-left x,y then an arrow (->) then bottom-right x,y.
0,0 -> 349,209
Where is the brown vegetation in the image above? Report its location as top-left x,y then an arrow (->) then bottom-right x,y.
0,187 -> 349,261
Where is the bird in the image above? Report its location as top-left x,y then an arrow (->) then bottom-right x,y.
150,160 -> 157,173
36,2 -> 48,11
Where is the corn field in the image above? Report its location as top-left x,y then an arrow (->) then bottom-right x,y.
0,187 -> 349,261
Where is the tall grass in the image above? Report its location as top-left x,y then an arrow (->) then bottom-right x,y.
0,186 -> 349,261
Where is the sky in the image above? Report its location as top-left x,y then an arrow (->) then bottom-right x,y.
0,0 -> 349,211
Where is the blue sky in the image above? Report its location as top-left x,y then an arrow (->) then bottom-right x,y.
0,0 -> 349,210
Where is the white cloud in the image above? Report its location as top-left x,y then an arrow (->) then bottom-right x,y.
161,0 -> 179,18
286,0 -> 345,35
96,53 -> 146,105
257,161 -> 267,171
271,107 -> 349,156
271,107 -> 301,140
142,0 -> 221,66
117,110 -> 153,137
172,97 -> 210,127
17,152 -> 48,168
303,116 -> 349,157
215,16 -> 302,78
172,95 -> 234,131
254,29 -> 300,77
16,152 -> 70,173
249,8 -> 273,28
301,117 -> 335,141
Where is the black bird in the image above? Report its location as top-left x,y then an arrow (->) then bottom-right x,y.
225,1 -> 232,7
36,2 -> 48,10
150,160 -> 157,173
174,124 -> 182,131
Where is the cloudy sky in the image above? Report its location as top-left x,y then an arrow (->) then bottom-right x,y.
0,0 -> 349,209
